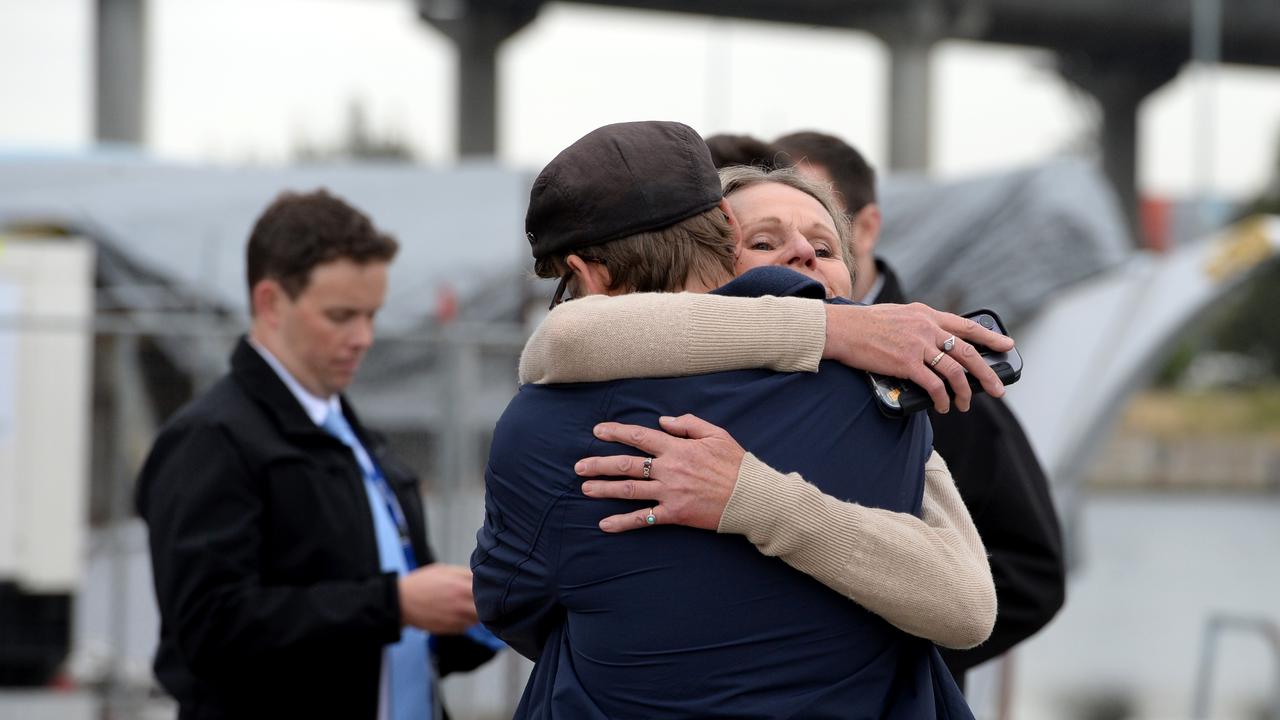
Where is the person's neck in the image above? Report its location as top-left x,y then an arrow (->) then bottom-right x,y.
680,272 -> 732,295
248,324 -> 274,357
248,325 -> 330,400
852,260 -> 880,303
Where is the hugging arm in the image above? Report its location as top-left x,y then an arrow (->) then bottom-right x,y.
724,450 -> 995,649
521,291 -> 1014,413
519,293 -> 826,384
580,417 -> 995,649
526,292 -> 1004,647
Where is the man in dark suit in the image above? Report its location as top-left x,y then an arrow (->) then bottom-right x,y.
137,190 -> 496,720
473,121 -> 972,718
774,130 -> 1067,687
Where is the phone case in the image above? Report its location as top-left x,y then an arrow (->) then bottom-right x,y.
867,308 -> 1022,418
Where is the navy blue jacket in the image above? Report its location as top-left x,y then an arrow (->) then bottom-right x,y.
473,268 -> 972,719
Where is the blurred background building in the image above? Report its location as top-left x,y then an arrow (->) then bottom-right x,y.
2,1 -> 1280,718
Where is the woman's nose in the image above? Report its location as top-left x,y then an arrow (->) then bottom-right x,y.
783,233 -> 817,268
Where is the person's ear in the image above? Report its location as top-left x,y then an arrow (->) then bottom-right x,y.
251,279 -> 286,327
719,197 -> 741,243
854,203 -> 882,256
721,196 -> 742,229
565,254 -> 614,296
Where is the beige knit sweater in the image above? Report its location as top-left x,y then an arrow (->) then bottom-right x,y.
520,294 -> 827,385
519,291 -> 996,649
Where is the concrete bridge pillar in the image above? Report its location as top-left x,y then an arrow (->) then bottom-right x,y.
1058,54 -> 1181,242
885,37 -> 934,174
95,0 -> 147,145
419,0 -> 542,158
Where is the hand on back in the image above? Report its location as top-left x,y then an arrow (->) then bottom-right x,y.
577,414 -> 744,533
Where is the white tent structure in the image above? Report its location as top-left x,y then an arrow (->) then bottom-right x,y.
874,161 -> 1280,491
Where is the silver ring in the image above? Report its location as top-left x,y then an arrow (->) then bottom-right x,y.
942,335 -> 957,352
642,457 -> 653,479
928,351 -> 945,368
645,509 -> 657,526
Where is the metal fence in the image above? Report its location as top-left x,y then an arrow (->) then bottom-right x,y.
3,297 -> 537,719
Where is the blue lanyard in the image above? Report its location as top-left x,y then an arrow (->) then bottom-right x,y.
364,458 -> 419,571
320,406 -> 420,571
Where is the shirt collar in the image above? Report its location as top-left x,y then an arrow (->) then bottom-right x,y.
859,272 -> 887,305
248,338 -> 340,426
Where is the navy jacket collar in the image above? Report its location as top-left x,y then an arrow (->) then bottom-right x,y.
712,266 -> 827,300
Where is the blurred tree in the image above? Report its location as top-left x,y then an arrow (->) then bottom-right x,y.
1209,262 -> 1280,378
1239,124 -> 1280,217
1153,337 -> 1199,388
1158,123 -> 1280,386
294,99 -> 417,163
1206,124 -> 1280,379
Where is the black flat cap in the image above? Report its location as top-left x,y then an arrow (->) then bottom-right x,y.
526,121 -> 723,260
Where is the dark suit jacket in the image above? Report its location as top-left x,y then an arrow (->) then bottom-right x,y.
472,268 -> 973,719
136,338 -> 493,720
874,259 -> 1066,684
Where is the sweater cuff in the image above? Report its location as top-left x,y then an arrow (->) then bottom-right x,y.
719,453 -> 864,575
686,296 -> 825,375
718,452 -> 790,537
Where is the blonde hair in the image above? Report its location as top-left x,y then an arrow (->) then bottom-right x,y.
719,165 -> 856,289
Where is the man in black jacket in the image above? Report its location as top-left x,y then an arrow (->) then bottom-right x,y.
136,190 -> 496,720
773,130 -> 1067,688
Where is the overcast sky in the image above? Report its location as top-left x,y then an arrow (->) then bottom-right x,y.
3,0 -> 1280,201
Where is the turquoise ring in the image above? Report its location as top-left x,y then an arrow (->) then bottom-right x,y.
645,509 -> 657,526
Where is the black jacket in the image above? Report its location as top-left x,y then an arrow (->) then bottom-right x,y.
136,338 -> 493,720
874,260 -> 1066,685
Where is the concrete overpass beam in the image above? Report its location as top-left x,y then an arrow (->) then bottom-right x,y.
886,37 -> 934,173
1058,54 -> 1181,242
873,0 -> 966,174
95,0 -> 147,145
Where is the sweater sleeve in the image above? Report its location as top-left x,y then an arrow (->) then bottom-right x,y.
518,292 -> 826,385
718,450 -> 997,650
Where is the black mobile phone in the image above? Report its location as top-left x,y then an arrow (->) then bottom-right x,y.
866,308 -> 1022,418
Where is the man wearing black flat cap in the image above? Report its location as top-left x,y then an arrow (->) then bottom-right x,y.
527,120 -> 734,309
472,121 -> 989,718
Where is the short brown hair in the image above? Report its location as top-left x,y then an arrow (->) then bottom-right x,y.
704,133 -> 782,170
245,189 -> 398,306
720,165 -> 857,288
774,131 -> 877,214
534,206 -> 735,295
